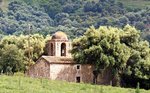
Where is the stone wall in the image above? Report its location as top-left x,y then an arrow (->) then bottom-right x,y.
80,64 -> 94,83
27,59 -> 112,85
27,59 -> 50,78
97,68 -> 113,85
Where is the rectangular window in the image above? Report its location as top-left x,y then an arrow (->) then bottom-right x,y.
77,65 -> 80,70
76,76 -> 80,83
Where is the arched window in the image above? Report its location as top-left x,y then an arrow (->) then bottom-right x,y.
61,43 -> 66,56
50,43 -> 53,56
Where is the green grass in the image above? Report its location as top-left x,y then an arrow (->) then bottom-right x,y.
0,75 -> 150,93
116,0 -> 150,9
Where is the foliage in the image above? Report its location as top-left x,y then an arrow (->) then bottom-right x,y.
0,34 -> 46,72
0,0 -> 149,40
71,25 -> 150,88
0,75 -> 149,93
0,44 -> 25,73
0,0 -> 54,34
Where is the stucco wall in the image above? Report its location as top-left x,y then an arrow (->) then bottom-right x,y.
47,40 -> 72,57
49,64 -> 94,83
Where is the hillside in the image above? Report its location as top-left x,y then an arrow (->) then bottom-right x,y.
0,75 -> 150,93
0,0 -> 8,11
116,0 -> 150,9
0,0 -> 149,39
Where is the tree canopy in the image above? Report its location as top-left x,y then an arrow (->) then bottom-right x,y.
71,25 -> 150,88
0,44 -> 25,74
0,34 -> 47,73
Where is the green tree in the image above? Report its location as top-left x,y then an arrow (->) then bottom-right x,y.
71,25 -> 150,87
0,44 -> 25,74
0,34 -> 46,70
41,0 -> 62,18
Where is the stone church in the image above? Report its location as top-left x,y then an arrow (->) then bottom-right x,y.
27,31 -> 112,84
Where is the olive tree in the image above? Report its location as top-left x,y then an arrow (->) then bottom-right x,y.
71,25 -> 150,87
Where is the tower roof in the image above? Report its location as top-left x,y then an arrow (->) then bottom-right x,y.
51,31 -> 68,40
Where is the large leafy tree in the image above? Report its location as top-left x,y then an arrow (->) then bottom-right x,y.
71,25 -> 150,88
0,44 -> 25,74
0,34 -> 46,70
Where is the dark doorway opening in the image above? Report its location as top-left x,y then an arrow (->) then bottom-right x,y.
76,76 -> 80,83
93,70 -> 99,84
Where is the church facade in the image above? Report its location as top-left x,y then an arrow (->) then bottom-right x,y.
27,31 -> 112,84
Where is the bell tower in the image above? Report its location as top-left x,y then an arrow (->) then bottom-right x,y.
47,31 -> 72,57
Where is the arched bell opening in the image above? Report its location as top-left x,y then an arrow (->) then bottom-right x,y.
50,43 -> 54,56
61,43 -> 66,56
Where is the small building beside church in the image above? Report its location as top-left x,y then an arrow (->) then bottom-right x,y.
27,31 -> 112,84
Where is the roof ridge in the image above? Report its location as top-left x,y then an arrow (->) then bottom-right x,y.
41,56 -> 74,64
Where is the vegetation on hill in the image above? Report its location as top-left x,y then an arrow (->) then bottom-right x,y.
71,25 -> 150,89
116,0 -> 150,9
0,0 -> 149,40
0,75 -> 149,93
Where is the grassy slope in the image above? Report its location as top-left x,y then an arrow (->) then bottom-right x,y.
0,75 -> 150,93
116,0 -> 150,9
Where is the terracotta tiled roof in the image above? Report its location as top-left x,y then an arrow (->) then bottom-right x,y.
41,56 -> 75,64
